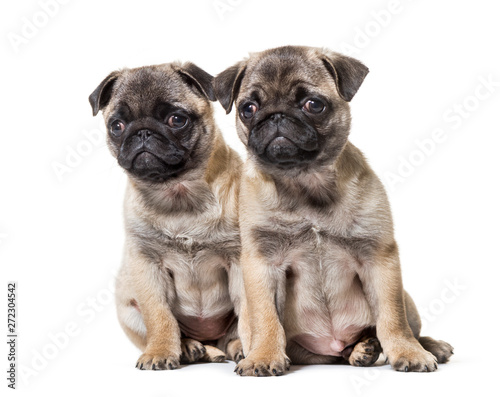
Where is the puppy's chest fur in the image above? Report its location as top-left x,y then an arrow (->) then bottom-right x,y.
127,184 -> 240,323
133,210 -> 239,260
253,199 -> 376,356
129,184 -> 240,262
253,201 -> 378,265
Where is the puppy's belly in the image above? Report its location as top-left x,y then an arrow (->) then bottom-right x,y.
177,311 -> 235,341
284,243 -> 374,357
288,284 -> 373,356
166,250 -> 236,341
292,324 -> 365,357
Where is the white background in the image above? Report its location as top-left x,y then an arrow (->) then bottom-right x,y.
1,0 -> 499,396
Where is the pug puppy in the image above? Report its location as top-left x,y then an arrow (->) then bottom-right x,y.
214,46 -> 453,376
89,62 -> 244,370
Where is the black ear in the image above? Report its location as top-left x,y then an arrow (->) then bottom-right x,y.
89,71 -> 121,116
214,62 -> 246,114
176,62 -> 216,102
321,51 -> 369,102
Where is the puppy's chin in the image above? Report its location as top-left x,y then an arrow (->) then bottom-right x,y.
125,152 -> 187,183
257,137 -> 319,170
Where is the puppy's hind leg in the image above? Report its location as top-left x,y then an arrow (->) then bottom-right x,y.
115,271 -> 147,352
117,299 -> 147,351
181,339 -> 228,363
217,317 -> 244,363
200,345 -> 227,363
348,330 -> 382,367
181,339 -> 207,363
226,339 -> 244,363
404,291 -> 454,364
418,337 -> 454,364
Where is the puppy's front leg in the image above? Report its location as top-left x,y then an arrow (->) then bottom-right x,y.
128,247 -> 182,370
359,243 -> 438,372
234,248 -> 290,376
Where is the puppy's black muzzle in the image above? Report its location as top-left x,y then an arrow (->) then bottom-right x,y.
248,113 -> 319,168
117,120 -> 189,182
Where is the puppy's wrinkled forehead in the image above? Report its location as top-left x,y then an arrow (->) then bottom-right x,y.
110,65 -> 206,118
240,46 -> 333,100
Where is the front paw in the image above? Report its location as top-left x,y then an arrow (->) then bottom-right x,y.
136,351 -> 181,370
386,341 -> 438,372
234,352 -> 291,377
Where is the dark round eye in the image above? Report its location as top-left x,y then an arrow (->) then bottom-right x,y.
303,99 -> 325,114
167,114 -> 188,128
241,103 -> 258,119
110,120 -> 125,136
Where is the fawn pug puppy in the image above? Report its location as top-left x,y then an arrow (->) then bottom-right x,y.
214,46 -> 453,376
89,62 -> 244,370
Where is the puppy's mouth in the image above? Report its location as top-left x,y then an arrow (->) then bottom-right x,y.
265,136 -> 300,164
132,151 -> 162,167
128,151 -> 186,182
263,137 -> 319,168
118,129 -> 188,183
248,114 -> 319,168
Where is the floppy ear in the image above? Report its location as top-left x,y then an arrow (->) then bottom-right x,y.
321,51 -> 369,102
214,62 -> 247,114
176,62 -> 216,102
89,71 -> 121,116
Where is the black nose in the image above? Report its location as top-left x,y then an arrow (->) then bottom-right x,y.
269,113 -> 285,123
137,129 -> 152,140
